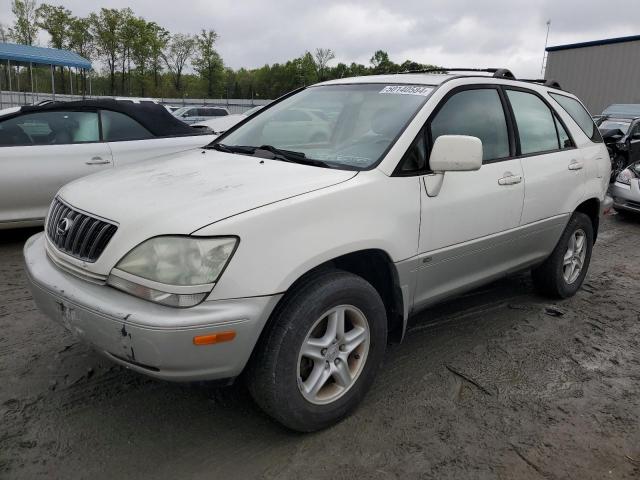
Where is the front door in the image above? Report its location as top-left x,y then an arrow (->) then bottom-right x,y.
413,86 -> 525,309
0,110 -> 113,225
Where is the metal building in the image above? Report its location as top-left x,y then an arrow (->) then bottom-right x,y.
544,34 -> 640,115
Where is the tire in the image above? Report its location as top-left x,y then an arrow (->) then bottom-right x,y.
246,269 -> 387,432
531,212 -> 594,299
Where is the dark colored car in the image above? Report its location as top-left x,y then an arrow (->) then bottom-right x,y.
596,104 -> 640,181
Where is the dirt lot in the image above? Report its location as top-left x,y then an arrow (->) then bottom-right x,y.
1,214 -> 639,479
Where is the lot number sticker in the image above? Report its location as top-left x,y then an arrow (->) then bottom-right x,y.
380,85 -> 433,96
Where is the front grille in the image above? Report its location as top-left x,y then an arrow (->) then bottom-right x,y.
627,200 -> 640,209
46,198 -> 118,262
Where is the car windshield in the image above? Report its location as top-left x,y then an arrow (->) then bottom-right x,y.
599,119 -> 631,133
217,84 -> 433,170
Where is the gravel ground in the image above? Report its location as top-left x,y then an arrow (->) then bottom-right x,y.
1,214 -> 639,479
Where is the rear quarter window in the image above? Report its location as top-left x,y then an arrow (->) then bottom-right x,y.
549,93 -> 602,143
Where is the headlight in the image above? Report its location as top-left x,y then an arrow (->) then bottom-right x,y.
616,168 -> 636,186
107,236 -> 238,307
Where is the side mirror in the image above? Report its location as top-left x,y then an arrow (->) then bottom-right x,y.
429,135 -> 483,172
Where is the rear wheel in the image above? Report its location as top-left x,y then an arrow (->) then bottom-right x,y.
246,270 -> 387,432
532,212 -> 594,298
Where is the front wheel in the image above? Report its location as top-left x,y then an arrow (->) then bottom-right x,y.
246,270 -> 387,432
532,212 -> 594,298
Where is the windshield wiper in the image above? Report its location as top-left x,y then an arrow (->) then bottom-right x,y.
208,143 -> 256,154
209,142 -> 331,168
255,145 -> 332,168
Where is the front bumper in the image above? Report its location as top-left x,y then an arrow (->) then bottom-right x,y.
24,233 -> 281,382
610,180 -> 640,214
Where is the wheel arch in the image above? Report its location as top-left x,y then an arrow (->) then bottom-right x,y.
260,248 -> 406,349
575,197 -> 600,242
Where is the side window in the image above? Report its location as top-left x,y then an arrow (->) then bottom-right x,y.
507,90 -> 559,155
430,88 -> 510,162
100,110 -> 153,141
554,116 -> 573,149
549,92 -> 602,143
0,111 -> 99,146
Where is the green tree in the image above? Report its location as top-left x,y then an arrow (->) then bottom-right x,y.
193,29 -> 224,97
37,4 -> 73,92
68,17 -> 93,95
130,18 -> 156,96
89,8 -> 122,95
163,33 -> 196,92
148,24 -> 169,91
9,0 -> 39,45
36,4 -> 72,49
370,50 -> 396,74
118,8 -> 135,95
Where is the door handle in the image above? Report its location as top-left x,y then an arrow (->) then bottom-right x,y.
86,156 -> 110,165
498,174 -> 522,186
568,160 -> 584,171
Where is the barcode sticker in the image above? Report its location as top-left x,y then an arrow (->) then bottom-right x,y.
380,85 -> 433,96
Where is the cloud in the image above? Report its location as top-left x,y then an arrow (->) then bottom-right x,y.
1,0 -> 639,76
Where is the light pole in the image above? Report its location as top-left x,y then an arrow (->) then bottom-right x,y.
541,19 -> 551,77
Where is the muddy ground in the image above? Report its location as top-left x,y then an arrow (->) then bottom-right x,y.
1,214 -> 639,479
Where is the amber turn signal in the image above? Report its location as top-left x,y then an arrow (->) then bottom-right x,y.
193,331 -> 236,345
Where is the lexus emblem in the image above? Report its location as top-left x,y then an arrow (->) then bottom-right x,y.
56,217 -> 73,236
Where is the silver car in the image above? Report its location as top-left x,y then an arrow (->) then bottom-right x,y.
610,161 -> 640,214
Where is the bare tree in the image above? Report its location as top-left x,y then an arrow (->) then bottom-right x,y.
314,48 -> 335,81
163,33 -> 196,92
0,23 -> 9,42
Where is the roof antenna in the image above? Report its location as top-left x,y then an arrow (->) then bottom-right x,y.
541,19 -> 551,76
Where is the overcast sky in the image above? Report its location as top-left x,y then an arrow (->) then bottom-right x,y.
2,0 -> 640,77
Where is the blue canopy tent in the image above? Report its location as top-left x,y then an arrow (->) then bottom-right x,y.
0,42 -> 92,107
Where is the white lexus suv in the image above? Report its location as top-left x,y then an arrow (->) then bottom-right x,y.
25,68 -> 610,431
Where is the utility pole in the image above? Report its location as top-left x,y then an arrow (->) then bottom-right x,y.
541,19 -> 551,77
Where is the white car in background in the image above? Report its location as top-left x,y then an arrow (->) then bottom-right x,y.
173,106 -> 230,124
193,105 -> 265,134
0,99 -> 215,229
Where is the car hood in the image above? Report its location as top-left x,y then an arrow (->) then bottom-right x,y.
58,149 -> 357,237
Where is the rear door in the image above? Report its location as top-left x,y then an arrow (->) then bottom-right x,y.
412,86 -> 525,308
100,109 -> 211,166
0,110 -> 113,225
506,88 -> 585,226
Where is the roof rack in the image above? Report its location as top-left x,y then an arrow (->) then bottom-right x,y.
399,67 -> 516,79
399,67 -> 564,90
520,79 -> 563,89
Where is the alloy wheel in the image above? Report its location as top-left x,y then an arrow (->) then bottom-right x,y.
297,305 -> 370,405
563,228 -> 587,284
